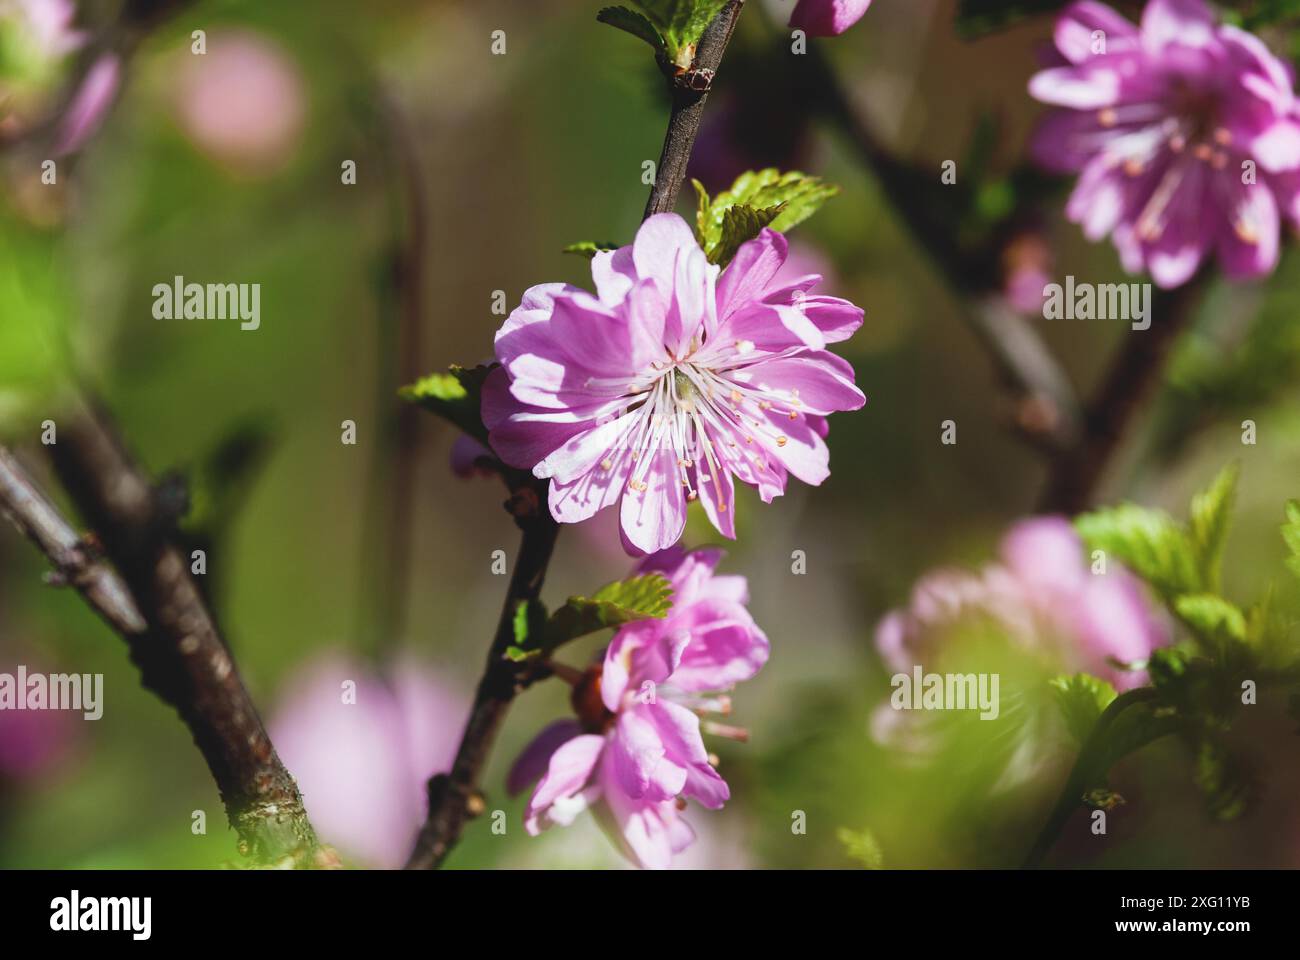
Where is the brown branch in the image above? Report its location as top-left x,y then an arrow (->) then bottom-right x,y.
0,446 -> 145,637
1038,276 -> 1207,513
406,0 -> 747,871
34,403 -> 326,866
790,43 -> 1081,452
643,1 -> 746,218
404,480 -> 558,869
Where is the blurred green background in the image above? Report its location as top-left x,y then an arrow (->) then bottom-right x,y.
1,0 -> 1298,869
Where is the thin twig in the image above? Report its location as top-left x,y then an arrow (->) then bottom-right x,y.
406,0 -> 747,870
1038,276 -> 1207,513
41,404 -> 325,866
0,446 -> 145,636
404,480 -> 558,869
644,1 -> 746,218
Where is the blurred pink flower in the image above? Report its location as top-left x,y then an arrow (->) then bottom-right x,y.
877,516 -> 1168,691
9,0 -> 82,57
790,0 -> 873,37
270,655 -> 466,869
54,52 -> 119,155
0,0 -> 87,139
0,659 -> 79,781
507,547 -> 768,869
172,30 -> 306,175
1029,0 -> 1300,287
485,214 -> 865,555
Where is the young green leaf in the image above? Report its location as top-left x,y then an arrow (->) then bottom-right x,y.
695,168 -> 840,256
399,364 -> 493,446
1049,673 -> 1117,745
1173,594 -> 1247,649
1075,504 -> 1201,601
563,240 -> 620,259
506,599 -> 549,662
837,827 -> 884,869
627,0 -> 729,68
596,6 -> 667,57
545,573 -> 673,649
707,203 -> 784,266
1189,462 -> 1238,591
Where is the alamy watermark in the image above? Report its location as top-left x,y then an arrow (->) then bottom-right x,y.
1042,275 -> 1151,331
152,275 -> 260,331
890,666 -> 1000,720
0,666 -> 102,719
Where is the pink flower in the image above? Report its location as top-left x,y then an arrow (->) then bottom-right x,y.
790,0 -> 873,37
1028,0 -> 1300,287
172,30 -> 306,176
507,547 -> 768,869
485,214 -> 865,555
270,655 -> 467,869
877,516 -> 1168,692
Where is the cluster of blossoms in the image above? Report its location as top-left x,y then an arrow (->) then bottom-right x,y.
484,213 -> 866,555
872,517 -> 1168,773
1030,0 -> 1300,287
506,547 -> 768,869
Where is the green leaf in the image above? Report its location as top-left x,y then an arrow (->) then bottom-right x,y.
1282,499 -> 1300,580
837,827 -> 884,869
399,364 -> 492,446
1189,462 -> 1238,591
628,0 -> 728,68
545,573 -> 673,648
563,240 -> 620,259
1049,674 -> 1117,746
1174,594 -> 1247,649
1075,504 -> 1201,602
695,169 -> 839,260
707,203 -> 784,266
506,599 -> 549,661
596,6 -> 667,56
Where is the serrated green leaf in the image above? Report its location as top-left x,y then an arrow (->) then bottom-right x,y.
545,573 -> 673,649
596,6 -> 667,55
707,203 -> 784,266
696,168 -> 839,256
563,240 -> 620,259
1189,463 -> 1238,591
630,0 -> 728,67
399,364 -> 493,446
1174,594 -> 1247,649
1075,504 -> 1201,602
1049,673 -> 1117,746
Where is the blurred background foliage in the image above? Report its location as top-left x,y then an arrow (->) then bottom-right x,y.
1,0 -> 1298,868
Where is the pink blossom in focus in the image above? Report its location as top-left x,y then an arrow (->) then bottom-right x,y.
270,655 -> 466,869
1029,0 -> 1300,287
485,214 -> 865,555
507,547 -> 768,869
172,30 -> 306,175
790,0 -> 873,37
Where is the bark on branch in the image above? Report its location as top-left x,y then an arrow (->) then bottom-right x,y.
0,405 -> 324,866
